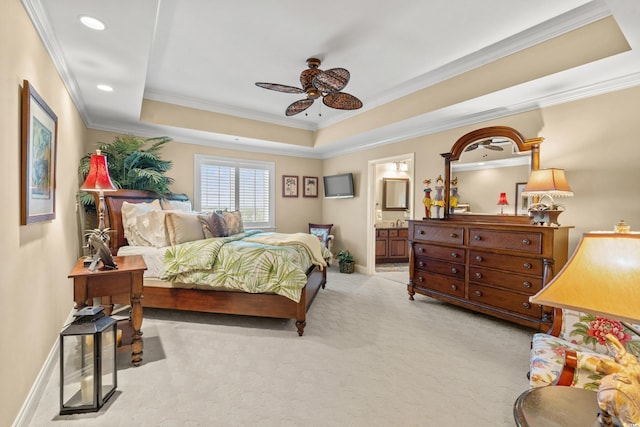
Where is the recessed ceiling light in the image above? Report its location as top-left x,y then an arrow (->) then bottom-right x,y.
80,16 -> 106,31
97,84 -> 113,92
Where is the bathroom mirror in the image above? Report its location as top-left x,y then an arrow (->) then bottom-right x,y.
382,178 -> 409,211
441,126 -> 543,219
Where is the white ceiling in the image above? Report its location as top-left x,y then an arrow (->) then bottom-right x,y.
22,0 -> 640,157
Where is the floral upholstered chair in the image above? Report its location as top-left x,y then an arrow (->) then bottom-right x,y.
529,309 -> 640,390
308,223 -> 334,262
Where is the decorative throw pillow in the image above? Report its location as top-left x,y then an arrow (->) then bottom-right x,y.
198,211 -> 227,238
161,199 -> 192,212
121,200 -> 162,246
309,224 -> 333,247
134,210 -> 170,247
222,210 -> 244,235
165,211 -> 205,245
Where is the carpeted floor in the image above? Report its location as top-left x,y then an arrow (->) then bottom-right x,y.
26,266 -> 534,426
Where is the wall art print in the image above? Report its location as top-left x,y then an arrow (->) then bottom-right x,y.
21,80 -> 58,224
283,175 -> 298,197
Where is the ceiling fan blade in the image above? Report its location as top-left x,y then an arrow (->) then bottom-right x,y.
322,92 -> 363,110
464,143 -> 480,152
286,99 -> 315,116
255,82 -> 304,94
313,68 -> 350,93
485,145 -> 503,151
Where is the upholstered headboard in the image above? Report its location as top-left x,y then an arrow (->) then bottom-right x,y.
100,190 -> 190,254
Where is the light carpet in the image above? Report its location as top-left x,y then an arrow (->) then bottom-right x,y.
26,266 -> 533,426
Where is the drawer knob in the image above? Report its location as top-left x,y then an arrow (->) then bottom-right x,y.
475,272 -> 483,279
418,247 -> 424,253
418,276 -> 424,283
475,255 -> 483,262
522,302 -> 531,309
451,252 -> 458,258
418,261 -> 425,268
418,230 -> 425,234
522,239 -> 531,245
450,233 -> 458,238
523,281 -> 532,288
451,284 -> 458,291
451,268 -> 458,274
475,290 -> 483,297
474,235 -> 481,241
523,263 -> 532,269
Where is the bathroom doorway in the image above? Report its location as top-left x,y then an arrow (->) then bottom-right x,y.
367,153 -> 414,281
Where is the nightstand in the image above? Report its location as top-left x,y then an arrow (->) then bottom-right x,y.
68,255 -> 147,366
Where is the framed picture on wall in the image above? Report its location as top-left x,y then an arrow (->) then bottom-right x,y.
21,80 -> 58,224
303,176 -> 318,198
283,175 -> 298,197
515,182 -> 530,215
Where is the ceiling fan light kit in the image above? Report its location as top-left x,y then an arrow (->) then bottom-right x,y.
256,57 -> 363,116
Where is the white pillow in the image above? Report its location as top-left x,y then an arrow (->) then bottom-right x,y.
134,210 -> 170,248
121,200 -> 161,246
165,211 -> 205,245
161,199 -> 192,212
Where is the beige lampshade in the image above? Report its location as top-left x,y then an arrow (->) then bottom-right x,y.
521,168 -> 573,197
530,232 -> 640,324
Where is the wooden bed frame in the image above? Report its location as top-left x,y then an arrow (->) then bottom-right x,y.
101,189 -> 326,336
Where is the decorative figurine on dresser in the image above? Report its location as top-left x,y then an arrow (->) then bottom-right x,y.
407,126 -> 573,331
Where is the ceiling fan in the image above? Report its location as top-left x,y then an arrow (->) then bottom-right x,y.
464,138 -> 507,152
255,57 -> 363,116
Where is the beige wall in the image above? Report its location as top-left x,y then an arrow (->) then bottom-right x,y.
86,129 -> 324,233
6,0 -> 640,423
322,86 -> 640,268
2,1 -> 88,425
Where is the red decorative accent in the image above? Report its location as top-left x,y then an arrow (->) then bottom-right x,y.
81,151 -> 116,191
497,192 -> 509,206
588,317 -> 632,346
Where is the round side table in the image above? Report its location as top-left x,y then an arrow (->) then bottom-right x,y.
513,386 -> 606,427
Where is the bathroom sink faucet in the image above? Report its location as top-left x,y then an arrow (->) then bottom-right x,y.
396,219 -> 403,227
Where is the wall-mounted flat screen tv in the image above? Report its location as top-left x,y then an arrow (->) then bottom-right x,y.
323,173 -> 354,198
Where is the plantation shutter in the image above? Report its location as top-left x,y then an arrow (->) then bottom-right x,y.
195,155 -> 274,229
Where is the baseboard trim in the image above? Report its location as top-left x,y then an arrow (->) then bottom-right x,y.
12,309 -> 75,427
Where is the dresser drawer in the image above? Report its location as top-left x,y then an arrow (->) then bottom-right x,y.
414,243 -> 465,262
415,257 -> 464,279
469,228 -> 542,254
469,251 -> 543,276
413,224 -> 464,245
469,283 -> 542,317
413,271 -> 464,298
377,229 -> 389,238
469,266 -> 542,292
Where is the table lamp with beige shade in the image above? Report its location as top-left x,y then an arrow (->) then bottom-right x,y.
521,168 -> 573,226
530,222 -> 640,427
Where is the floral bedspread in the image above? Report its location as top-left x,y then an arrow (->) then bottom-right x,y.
160,230 -> 329,303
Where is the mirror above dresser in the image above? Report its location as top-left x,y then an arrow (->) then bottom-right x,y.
441,126 -> 543,222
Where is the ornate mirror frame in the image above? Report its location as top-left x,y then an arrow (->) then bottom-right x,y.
441,126 -> 543,221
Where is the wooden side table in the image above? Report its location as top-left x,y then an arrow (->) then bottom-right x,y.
513,386 -> 608,427
68,255 -> 147,366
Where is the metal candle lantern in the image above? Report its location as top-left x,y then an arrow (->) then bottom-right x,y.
59,306 -> 117,415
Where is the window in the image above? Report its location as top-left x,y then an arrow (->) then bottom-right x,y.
194,155 -> 275,229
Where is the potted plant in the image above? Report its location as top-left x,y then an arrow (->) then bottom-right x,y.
337,250 -> 355,274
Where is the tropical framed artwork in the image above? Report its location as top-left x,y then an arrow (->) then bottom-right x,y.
21,80 -> 58,224
283,175 -> 298,197
303,176 -> 318,198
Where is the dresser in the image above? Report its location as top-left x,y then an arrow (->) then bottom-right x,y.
408,219 -> 571,330
376,227 -> 409,263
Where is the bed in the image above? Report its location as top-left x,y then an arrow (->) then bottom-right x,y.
100,189 -> 327,335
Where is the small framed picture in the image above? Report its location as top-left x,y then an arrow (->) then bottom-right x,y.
303,176 -> 318,198
515,182 -> 530,215
283,175 -> 298,197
